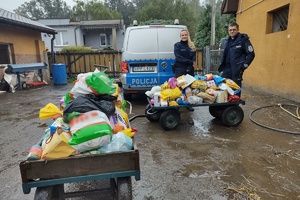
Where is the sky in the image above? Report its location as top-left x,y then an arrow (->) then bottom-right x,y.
0,0 -> 76,12
0,0 -> 205,13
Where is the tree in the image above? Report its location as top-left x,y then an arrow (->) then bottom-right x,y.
14,0 -> 72,19
131,0 -> 197,37
72,0 -> 121,21
194,0 -> 234,48
103,0 -> 136,26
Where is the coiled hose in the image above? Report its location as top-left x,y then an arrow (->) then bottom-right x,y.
249,104 -> 300,135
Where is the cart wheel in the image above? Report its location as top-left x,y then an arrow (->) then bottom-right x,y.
145,104 -> 161,122
34,185 -> 62,200
117,177 -> 132,200
159,109 -> 180,131
221,106 -> 244,127
209,106 -> 226,119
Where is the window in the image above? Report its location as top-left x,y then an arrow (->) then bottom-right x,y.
100,34 -> 107,46
55,31 -> 68,46
267,5 -> 289,33
0,44 -> 11,64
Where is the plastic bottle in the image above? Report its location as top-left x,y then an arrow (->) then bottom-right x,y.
27,144 -> 42,160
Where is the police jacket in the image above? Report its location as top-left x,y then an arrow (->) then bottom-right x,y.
218,33 -> 255,80
174,40 -> 196,69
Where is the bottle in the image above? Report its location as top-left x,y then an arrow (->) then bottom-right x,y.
27,144 -> 42,160
153,92 -> 161,107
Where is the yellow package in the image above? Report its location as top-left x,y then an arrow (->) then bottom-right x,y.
168,101 -> 179,106
112,83 -> 119,97
190,80 -> 208,90
122,128 -> 138,138
39,103 -> 61,120
42,128 -> 78,159
225,79 -> 240,90
160,87 -> 182,100
160,81 -> 171,90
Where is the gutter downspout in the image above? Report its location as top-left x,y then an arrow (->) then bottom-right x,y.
51,33 -> 56,63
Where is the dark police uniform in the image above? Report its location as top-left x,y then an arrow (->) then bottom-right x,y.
174,40 -> 196,78
218,33 -> 255,89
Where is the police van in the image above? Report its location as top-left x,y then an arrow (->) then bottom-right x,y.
119,19 -> 187,99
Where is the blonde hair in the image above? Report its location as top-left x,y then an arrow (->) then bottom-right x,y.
181,29 -> 196,51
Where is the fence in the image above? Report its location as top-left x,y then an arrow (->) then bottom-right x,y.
48,49 -> 204,78
203,46 -> 223,75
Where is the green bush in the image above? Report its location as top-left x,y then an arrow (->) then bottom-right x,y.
61,46 -> 92,53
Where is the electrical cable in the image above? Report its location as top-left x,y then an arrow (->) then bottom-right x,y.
249,104 -> 300,135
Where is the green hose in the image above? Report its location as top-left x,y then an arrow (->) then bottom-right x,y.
249,104 -> 300,135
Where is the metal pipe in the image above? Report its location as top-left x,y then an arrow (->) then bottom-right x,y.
51,33 -> 56,63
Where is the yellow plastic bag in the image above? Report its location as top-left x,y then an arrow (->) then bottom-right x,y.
190,80 -> 208,90
39,103 -> 61,120
42,127 -> 78,159
168,101 -> 179,106
225,79 -> 240,90
160,81 -> 171,90
160,87 -> 182,100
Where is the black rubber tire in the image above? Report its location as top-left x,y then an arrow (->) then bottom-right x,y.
34,185 -> 61,200
145,104 -> 161,122
209,106 -> 226,119
159,109 -> 180,131
117,177 -> 132,200
221,106 -> 244,127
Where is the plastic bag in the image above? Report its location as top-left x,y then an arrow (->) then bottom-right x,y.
70,77 -> 93,98
168,77 -> 177,89
160,87 -> 182,100
39,103 -> 61,120
98,132 -> 133,153
225,79 -> 240,90
160,81 -> 171,90
63,95 -> 116,120
42,127 -> 78,159
68,110 -> 112,153
85,72 -> 116,95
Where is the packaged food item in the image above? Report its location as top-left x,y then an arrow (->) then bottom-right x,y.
215,90 -> 228,103
27,144 -> 42,160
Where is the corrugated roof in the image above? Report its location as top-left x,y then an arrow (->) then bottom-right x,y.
0,8 -> 56,34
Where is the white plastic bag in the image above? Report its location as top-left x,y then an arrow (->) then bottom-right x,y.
98,132 -> 133,153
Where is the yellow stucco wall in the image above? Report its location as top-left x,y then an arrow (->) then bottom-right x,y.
236,0 -> 300,102
0,25 -> 46,63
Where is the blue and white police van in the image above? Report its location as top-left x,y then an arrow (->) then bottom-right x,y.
119,20 -> 187,99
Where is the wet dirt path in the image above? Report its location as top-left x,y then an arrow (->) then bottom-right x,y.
0,84 -> 299,200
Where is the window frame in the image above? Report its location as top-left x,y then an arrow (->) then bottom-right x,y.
55,31 -> 69,46
266,4 -> 289,34
100,34 -> 107,47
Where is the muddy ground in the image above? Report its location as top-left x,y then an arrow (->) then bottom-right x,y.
0,83 -> 299,200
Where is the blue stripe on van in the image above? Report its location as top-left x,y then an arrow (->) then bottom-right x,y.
125,59 -> 175,87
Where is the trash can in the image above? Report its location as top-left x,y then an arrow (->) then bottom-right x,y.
52,63 -> 67,85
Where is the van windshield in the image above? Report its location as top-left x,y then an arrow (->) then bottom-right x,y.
127,29 -> 158,53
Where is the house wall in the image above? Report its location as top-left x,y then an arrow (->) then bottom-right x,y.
0,25 -> 45,63
236,0 -> 300,102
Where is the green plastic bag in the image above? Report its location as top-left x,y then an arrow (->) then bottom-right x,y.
85,72 -> 116,95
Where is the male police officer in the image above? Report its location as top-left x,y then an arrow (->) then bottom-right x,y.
218,22 -> 255,96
